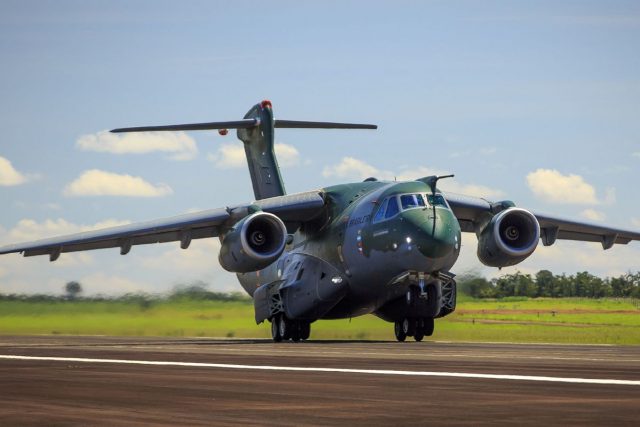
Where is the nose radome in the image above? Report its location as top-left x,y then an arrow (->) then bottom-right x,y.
402,210 -> 457,259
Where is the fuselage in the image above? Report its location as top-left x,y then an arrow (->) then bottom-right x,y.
237,179 -> 462,319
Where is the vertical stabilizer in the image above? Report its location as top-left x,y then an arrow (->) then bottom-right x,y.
237,101 -> 286,200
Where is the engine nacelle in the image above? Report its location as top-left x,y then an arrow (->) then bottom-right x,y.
477,208 -> 540,268
218,212 -> 287,273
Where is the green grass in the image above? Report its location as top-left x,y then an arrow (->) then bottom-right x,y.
0,296 -> 638,344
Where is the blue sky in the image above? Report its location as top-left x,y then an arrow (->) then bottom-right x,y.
0,1 -> 639,295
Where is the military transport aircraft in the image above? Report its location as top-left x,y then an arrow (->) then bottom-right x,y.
2,100 -> 639,342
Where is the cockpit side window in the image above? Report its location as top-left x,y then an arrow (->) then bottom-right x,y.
373,198 -> 388,223
426,193 -> 448,207
400,194 -> 426,210
385,196 -> 400,218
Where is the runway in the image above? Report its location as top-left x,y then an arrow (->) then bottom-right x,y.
0,337 -> 638,426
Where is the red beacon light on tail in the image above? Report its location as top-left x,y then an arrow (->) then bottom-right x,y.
261,100 -> 272,109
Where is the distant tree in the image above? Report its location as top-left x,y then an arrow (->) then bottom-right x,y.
535,270 -> 555,297
457,270 -> 639,299
555,274 -> 574,297
65,281 -> 82,300
514,273 -> 536,297
493,272 -> 536,298
458,275 -> 495,298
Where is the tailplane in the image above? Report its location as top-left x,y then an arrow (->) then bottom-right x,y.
111,100 -> 377,200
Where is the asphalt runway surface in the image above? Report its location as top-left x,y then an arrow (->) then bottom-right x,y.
0,336 -> 638,426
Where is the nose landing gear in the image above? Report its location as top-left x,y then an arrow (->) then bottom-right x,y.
270,314 -> 311,342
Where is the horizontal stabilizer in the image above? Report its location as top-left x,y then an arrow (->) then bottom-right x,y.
111,119 -> 259,133
274,120 -> 377,129
111,119 -> 377,133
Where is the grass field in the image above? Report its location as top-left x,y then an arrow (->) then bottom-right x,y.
0,295 -> 638,344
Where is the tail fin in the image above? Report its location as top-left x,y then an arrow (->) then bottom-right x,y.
237,101 -> 285,200
111,100 -> 377,200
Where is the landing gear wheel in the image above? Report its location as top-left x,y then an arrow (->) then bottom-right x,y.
394,321 -> 406,342
279,315 -> 291,340
271,317 -> 282,342
413,318 -> 424,342
402,317 -> 416,337
422,317 -> 434,336
291,321 -> 301,342
299,322 -> 311,340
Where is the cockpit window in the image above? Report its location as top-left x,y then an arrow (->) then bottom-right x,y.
400,194 -> 426,210
374,193 -> 432,223
426,193 -> 447,207
373,198 -> 388,222
385,196 -> 400,218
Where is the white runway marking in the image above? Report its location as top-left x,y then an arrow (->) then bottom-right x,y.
1,354 -> 639,386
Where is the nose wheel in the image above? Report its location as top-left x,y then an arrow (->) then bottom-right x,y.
271,314 -> 311,342
394,317 -> 434,342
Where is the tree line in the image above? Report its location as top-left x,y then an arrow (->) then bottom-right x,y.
458,270 -> 640,299
0,281 -> 250,303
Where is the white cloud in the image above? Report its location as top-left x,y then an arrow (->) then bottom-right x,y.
63,169 -> 173,197
526,169 -> 598,204
208,142 -> 300,168
580,209 -> 606,222
0,156 -> 28,186
632,218 -> 640,228
322,158 -> 504,199
208,144 -> 246,168
274,143 -> 301,167
633,152 -> 640,158
76,131 -> 198,161
322,156 -> 382,180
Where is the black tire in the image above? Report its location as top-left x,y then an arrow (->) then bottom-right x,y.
402,317 -> 415,337
271,317 -> 282,342
422,317 -> 434,336
291,320 -> 301,342
299,322 -> 311,340
279,315 -> 291,340
394,321 -> 406,342
414,321 -> 424,342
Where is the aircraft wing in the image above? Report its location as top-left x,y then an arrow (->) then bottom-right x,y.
0,190 -> 325,261
445,192 -> 640,249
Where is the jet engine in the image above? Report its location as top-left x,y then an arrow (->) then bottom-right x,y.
219,212 -> 287,273
477,208 -> 540,268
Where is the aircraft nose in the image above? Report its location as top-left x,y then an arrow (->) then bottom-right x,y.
404,210 -> 459,259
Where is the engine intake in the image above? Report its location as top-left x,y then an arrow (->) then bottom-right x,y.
219,212 -> 287,273
477,208 -> 540,268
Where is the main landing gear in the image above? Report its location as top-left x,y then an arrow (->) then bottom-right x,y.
394,317 -> 434,342
270,314 -> 311,342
